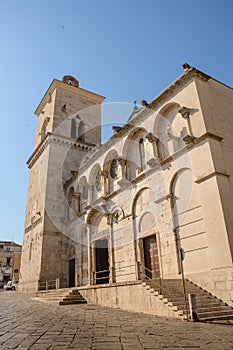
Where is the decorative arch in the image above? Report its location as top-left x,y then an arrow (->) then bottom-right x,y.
89,163 -> 102,202
67,186 -> 76,219
103,149 -> 120,194
40,117 -> 50,142
62,75 -> 79,87
131,186 -> 149,218
71,115 -> 85,141
122,127 -> 149,180
77,176 -> 88,212
110,205 -> 126,223
138,212 -> 155,235
154,102 -> 187,160
68,244 -> 76,258
86,206 -> 107,228
169,167 -> 193,272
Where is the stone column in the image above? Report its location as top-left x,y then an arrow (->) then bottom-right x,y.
87,226 -> 92,285
101,170 -> 109,194
146,133 -> 160,167
168,192 -> 181,274
108,214 -> 115,284
146,132 -> 158,156
178,106 -> 195,144
74,192 -> 81,213
87,184 -> 93,203
118,158 -> 127,179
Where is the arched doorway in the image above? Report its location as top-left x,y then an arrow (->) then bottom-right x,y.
142,234 -> 160,279
94,238 -> 109,284
68,245 -> 76,287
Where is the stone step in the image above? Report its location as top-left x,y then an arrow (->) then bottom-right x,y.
37,294 -> 69,299
197,310 -> 233,320
172,300 -> 219,307
58,289 -> 87,306
198,314 -> 233,321
63,296 -> 85,301
196,306 -> 232,313
59,299 -> 87,306
142,278 -> 233,322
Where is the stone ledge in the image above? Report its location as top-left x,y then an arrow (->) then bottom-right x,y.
78,280 -> 142,291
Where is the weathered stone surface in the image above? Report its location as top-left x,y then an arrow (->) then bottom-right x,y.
20,69 -> 233,311
0,292 -> 233,349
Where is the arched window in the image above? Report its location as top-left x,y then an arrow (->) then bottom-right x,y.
40,117 -> 50,142
67,187 -> 76,219
81,184 -> 88,211
71,118 -> 76,139
109,158 -> 120,193
139,138 -> 146,171
71,116 -> 85,142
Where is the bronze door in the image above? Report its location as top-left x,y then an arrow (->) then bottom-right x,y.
143,235 -> 160,279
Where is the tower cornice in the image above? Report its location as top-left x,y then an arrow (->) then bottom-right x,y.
26,133 -> 94,169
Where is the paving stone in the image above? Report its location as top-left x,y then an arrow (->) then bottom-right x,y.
0,292 -> 232,350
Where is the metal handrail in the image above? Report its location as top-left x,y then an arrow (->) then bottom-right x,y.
94,269 -> 110,283
140,264 -> 163,295
38,279 -> 57,290
96,269 -> 109,275
139,263 -> 191,320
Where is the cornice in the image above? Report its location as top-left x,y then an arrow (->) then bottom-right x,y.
195,171 -> 230,184
27,133 -> 94,169
27,134 -> 51,169
148,67 -> 211,110
24,216 -> 43,233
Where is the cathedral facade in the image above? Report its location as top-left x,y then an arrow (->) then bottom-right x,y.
20,67 -> 233,307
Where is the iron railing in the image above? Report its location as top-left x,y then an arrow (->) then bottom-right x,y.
140,264 -> 163,295
38,278 -> 60,291
94,269 -> 110,284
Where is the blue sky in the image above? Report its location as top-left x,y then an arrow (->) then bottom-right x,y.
0,0 -> 233,244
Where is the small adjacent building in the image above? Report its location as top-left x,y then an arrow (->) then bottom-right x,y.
0,241 -> 22,283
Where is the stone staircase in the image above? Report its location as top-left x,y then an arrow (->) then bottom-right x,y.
59,289 -> 87,306
35,288 -> 87,306
142,278 -> 233,322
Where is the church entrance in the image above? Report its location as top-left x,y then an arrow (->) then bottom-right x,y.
69,259 -> 75,287
95,239 -> 109,284
143,235 -> 160,279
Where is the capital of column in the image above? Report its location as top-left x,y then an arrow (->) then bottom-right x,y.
146,132 -> 158,143
178,106 -> 189,119
101,170 -> 109,178
118,157 -> 127,166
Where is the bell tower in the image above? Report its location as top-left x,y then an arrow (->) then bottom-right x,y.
19,76 -> 105,291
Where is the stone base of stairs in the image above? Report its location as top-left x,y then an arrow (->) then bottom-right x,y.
59,290 -> 87,305
143,278 -> 233,322
34,288 -> 73,304
35,288 -> 87,306
34,279 -> 233,322
77,281 -> 184,320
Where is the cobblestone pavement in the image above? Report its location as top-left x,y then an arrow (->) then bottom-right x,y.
0,291 -> 232,350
